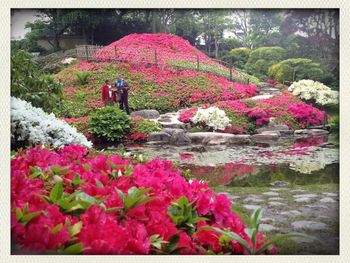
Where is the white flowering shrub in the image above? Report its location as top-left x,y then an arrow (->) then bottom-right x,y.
288,79 -> 338,106
11,97 -> 92,148
192,107 -> 230,131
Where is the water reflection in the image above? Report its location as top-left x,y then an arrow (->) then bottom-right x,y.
183,162 -> 339,187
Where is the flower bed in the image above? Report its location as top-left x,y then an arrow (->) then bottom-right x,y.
11,145 -> 276,255
178,91 -> 326,133
11,97 -> 92,149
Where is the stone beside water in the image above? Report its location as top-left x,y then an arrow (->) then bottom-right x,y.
243,204 -> 262,210
262,191 -> 279,196
259,224 -> 277,232
291,221 -> 327,231
320,197 -> 336,203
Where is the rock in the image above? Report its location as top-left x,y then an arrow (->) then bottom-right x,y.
320,197 -> 336,203
256,125 -> 289,134
188,132 -> 251,145
290,189 -> 305,193
244,196 -> 264,203
294,129 -> 329,136
270,181 -> 290,187
262,191 -> 279,196
169,130 -> 191,146
323,192 -> 338,197
243,204 -> 262,210
291,221 -> 327,231
275,84 -> 285,89
293,194 -> 318,199
268,197 -> 284,201
251,132 -> 280,142
160,122 -> 186,129
131,109 -> 160,119
294,197 -> 313,203
161,128 -> 184,136
268,201 -> 284,206
250,94 -> 274,100
148,132 -> 171,142
281,210 -> 302,217
259,224 -> 277,232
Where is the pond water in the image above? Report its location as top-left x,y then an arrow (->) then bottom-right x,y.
123,134 -> 339,254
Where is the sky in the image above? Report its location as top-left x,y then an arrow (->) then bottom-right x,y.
11,9 -> 39,40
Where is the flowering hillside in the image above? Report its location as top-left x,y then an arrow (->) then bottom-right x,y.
55,61 -> 257,117
97,33 -> 213,66
96,33 -> 258,83
11,145 -> 277,255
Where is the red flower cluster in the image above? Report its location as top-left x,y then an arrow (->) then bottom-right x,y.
11,145 -> 275,255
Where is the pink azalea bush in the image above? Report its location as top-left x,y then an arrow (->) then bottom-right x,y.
179,90 -> 326,133
11,145 -> 277,255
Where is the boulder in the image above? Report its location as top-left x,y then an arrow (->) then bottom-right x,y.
148,132 -> 171,142
256,125 -> 289,133
169,130 -> 191,145
188,132 -> 250,145
131,109 -> 160,119
294,129 -> 329,136
161,128 -> 183,136
159,122 -> 186,129
251,131 -> 280,142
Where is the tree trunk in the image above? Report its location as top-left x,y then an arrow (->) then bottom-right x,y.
152,11 -> 157,33
82,28 -> 87,44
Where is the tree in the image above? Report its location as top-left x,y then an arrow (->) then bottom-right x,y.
268,58 -> 324,83
11,49 -> 63,113
245,47 -> 286,79
198,10 -> 231,58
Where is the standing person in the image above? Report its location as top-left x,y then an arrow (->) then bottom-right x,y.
101,79 -> 112,106
115,75 -> 130,115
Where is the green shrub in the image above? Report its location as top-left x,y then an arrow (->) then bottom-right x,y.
89,107 -> 131,141
132,118 -> 161,134
11,50 -> 63,113
268,58 -> 324,83
245,47 -> 286,79
230,48 -> 251,69
75,71 -> 91,85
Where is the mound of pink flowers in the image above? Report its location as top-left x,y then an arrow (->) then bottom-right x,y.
96,33 -> 221,68
11,145 -> 276,255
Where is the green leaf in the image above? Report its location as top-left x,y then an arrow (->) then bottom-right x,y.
114,187 -> 126,203
68,221 -> 83,237
167,233 -> 180,253
199,226 -> 251,254
51,223 -> 63,234
250,208 -> 263,229
62,243 -> 83,254
95,179 -> 104,188
255,233 -> 311,254
75,192 -> 98,205
50,181 -> 64,203
15,208 -> 23,220
21,211 -> 42,224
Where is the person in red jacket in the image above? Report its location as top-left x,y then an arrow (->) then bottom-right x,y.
101,80 -> 112,106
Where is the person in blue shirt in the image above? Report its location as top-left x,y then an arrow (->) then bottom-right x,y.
115,75 -> 130,115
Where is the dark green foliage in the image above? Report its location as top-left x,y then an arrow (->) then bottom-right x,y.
245,47 -> 286,79
229,48 -> 251,69
11,50 -> 63,113
268,58 -> 324,83
89,107 -> 131,141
